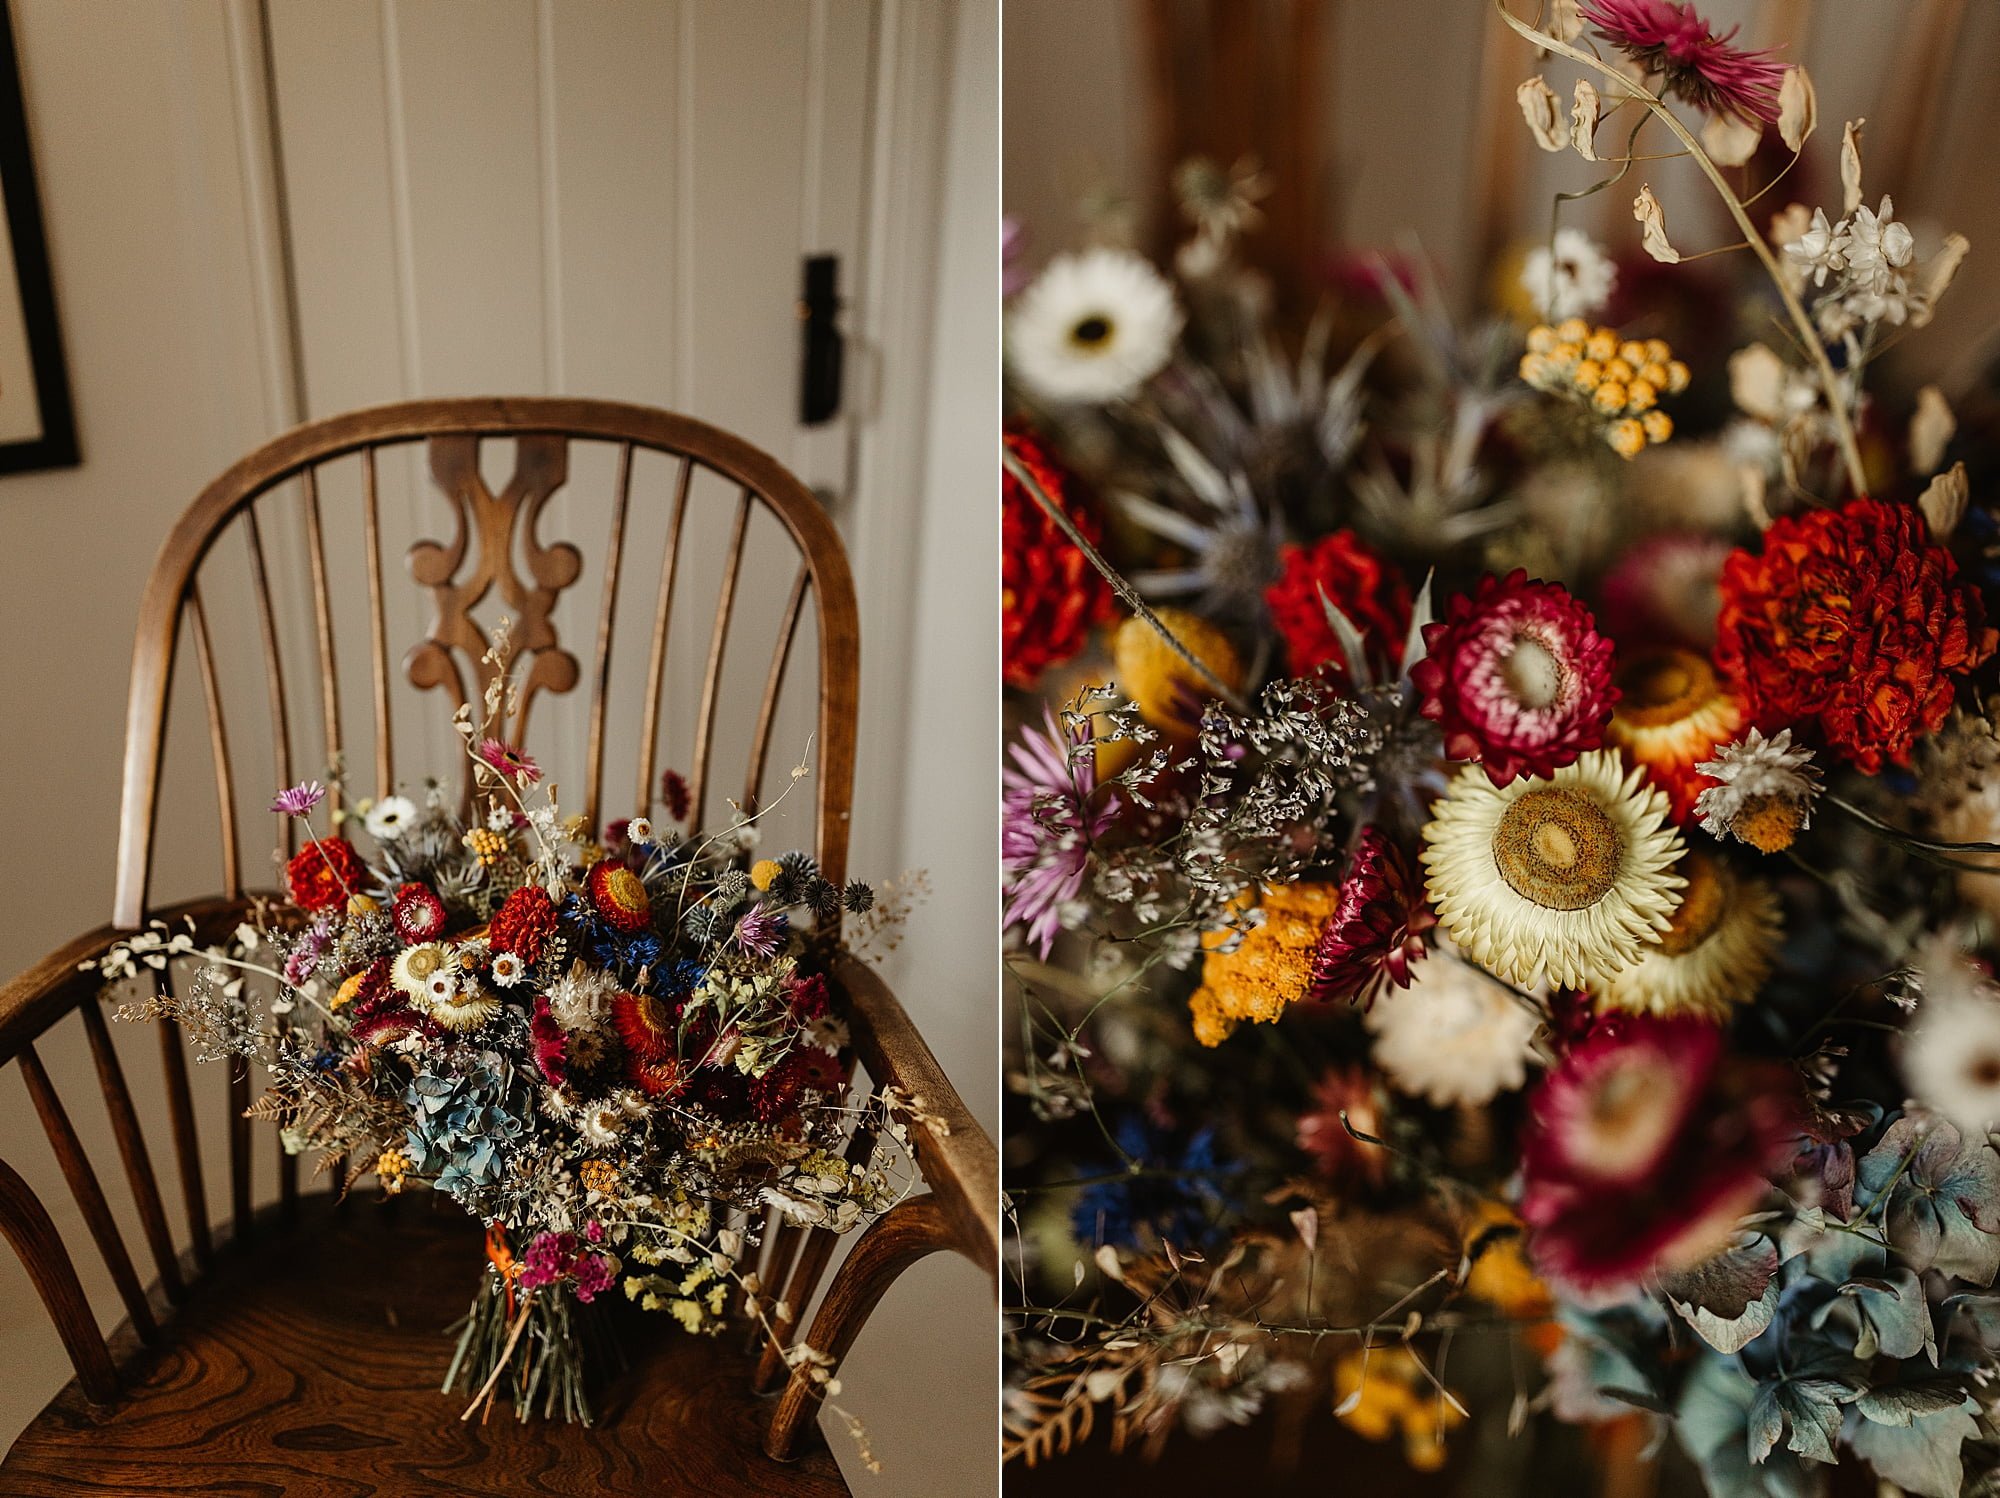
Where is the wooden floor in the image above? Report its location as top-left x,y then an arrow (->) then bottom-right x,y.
0,1194 -> 847,1497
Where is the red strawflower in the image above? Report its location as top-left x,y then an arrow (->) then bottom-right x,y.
1295,1065 -> 1391,1192
1713,496 -> 1996,773
610,989 -> 674,1063
587,860 -> 653,934
1520,1016 -> 1802,1293
285,837 -> 364,913
749,1050 -> 816,1125
1263,531 -> 1411,682
1581,0 -> 1785,124
1412,571 -> 1618,785
392,882 -> 448,944
490,885 -> 559,963
660,768 -> 691,823
1306,828 -> 1433,1008
1003,427 -> 1110,690
787,971 -> 832,1022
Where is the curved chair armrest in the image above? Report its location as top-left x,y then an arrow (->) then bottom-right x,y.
0,896 -> 262,1065
832,952 -> 998,1280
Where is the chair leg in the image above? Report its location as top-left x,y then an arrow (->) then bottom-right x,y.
0,1155 -> 118,1403
762,1193 -> 952,1462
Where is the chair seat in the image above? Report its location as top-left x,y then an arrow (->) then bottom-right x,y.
0,1194 -> 848,1497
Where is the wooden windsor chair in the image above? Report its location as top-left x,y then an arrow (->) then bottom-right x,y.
0,397 -> 997,1496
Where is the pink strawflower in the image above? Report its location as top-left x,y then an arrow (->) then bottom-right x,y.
1306,828 -> 1433,1008
1520,1016 -> 1802,1293
475,737 -> 541,786
271,780 -> 326,817
1581,0 -> 1785,124
1412,570 -> 1617,786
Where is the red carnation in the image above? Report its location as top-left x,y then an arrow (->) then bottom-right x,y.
1003,427 -> 1111,691
286,837 -> 364,913
1263,531 -> 1410,683
1306,829 -> 1433,1009
1713,496 -> 1996,773
392,882 -> 448,944
490,885 -> 559,963
1413,571 -> 1617,785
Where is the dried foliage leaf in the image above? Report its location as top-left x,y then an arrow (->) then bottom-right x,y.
1920,463 -> 1969,541
1570,80 -> 1600,160
1912,233 -> 1971,328
1634,185 -> 1680,264
1548,0 -> 1583,42
1779,67 -> 1817,152
1911,387 -> 1957,477
1703,113 -> 1761,168
1517,76 -> 1567,152
1841,118 -> 1866,215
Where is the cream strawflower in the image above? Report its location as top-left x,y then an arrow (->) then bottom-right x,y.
1006,248 -> 1182,404
1594,851 -> 1780,1021
1521,228 -> 1617,322
1365,948 -> 1541,1107
1421,750 -> 1686,989
390,941 -> 451,1000
1901,936 -> 2000,1134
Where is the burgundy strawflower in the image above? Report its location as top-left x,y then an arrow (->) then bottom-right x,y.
1581,0 -> 1785,124
787,972 -> 832,1022
392,882 -> 448,944
660,768 -> 691,822
1295,1065 -> 1391,1192
1412,571 -> 1617,785
530,996 -> 568,1088
1306,829 -> 1433,1008
1520,1015 -> 1803,1293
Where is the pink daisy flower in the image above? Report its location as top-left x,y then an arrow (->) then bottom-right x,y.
1306,828 -> 1433,1009
1581,0 -> 1785,124
270,780 -> 326,817
474,737 -> 541,786
1411,571 -> 1617,786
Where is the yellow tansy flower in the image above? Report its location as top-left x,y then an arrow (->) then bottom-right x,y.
1187,882 -> 1343,1046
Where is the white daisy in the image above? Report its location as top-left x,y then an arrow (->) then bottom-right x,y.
1365,948 -> 1541,1107
489,951 -> 527,988
1421,750 -> 1686,990
1595,852 -> 1781,1021
363,794 -> 419,842
1006,248 -> 1182,404
1520,228 -> 1616,322
1903,936 -> 2000,1134
1694,727 -> 1822,853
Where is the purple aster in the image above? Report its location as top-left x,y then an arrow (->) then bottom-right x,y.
1002,709 -> 1120,959
270,779 -> 326,817
734,904 -> 789,958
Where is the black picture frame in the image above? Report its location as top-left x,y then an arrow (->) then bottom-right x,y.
0,0 -> 74,474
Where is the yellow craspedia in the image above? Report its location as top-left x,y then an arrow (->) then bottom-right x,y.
1186,883 -> 1343,1046
346,893 -> 379,917
1112,608 -> 1243,738
749,859 -> 782,892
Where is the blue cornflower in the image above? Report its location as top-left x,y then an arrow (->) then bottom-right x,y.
1070,1118 -> 1234,1251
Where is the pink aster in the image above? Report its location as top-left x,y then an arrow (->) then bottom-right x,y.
1520,1016 -> 1803,1294
270,780 -> 326,817
1412,571 -> 1617,786
1003,710 -> 1122,959
474,737 -> 541,786
1306,828 -> 1433,1009
1581,0 -> 1785,124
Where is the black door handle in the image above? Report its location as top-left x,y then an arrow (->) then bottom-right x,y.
799,254 -> 843,426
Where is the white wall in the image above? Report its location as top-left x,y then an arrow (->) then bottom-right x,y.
0,1 -> 995,1491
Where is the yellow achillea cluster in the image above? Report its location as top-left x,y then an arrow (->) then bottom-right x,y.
463,826 -> 510,866
375,1147 -> 410,1195
1187,883 -> 1342,1047
1519,319 -> 1688,459
1333,1345 -> 1465,1473
577,1157 -> 622,1197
